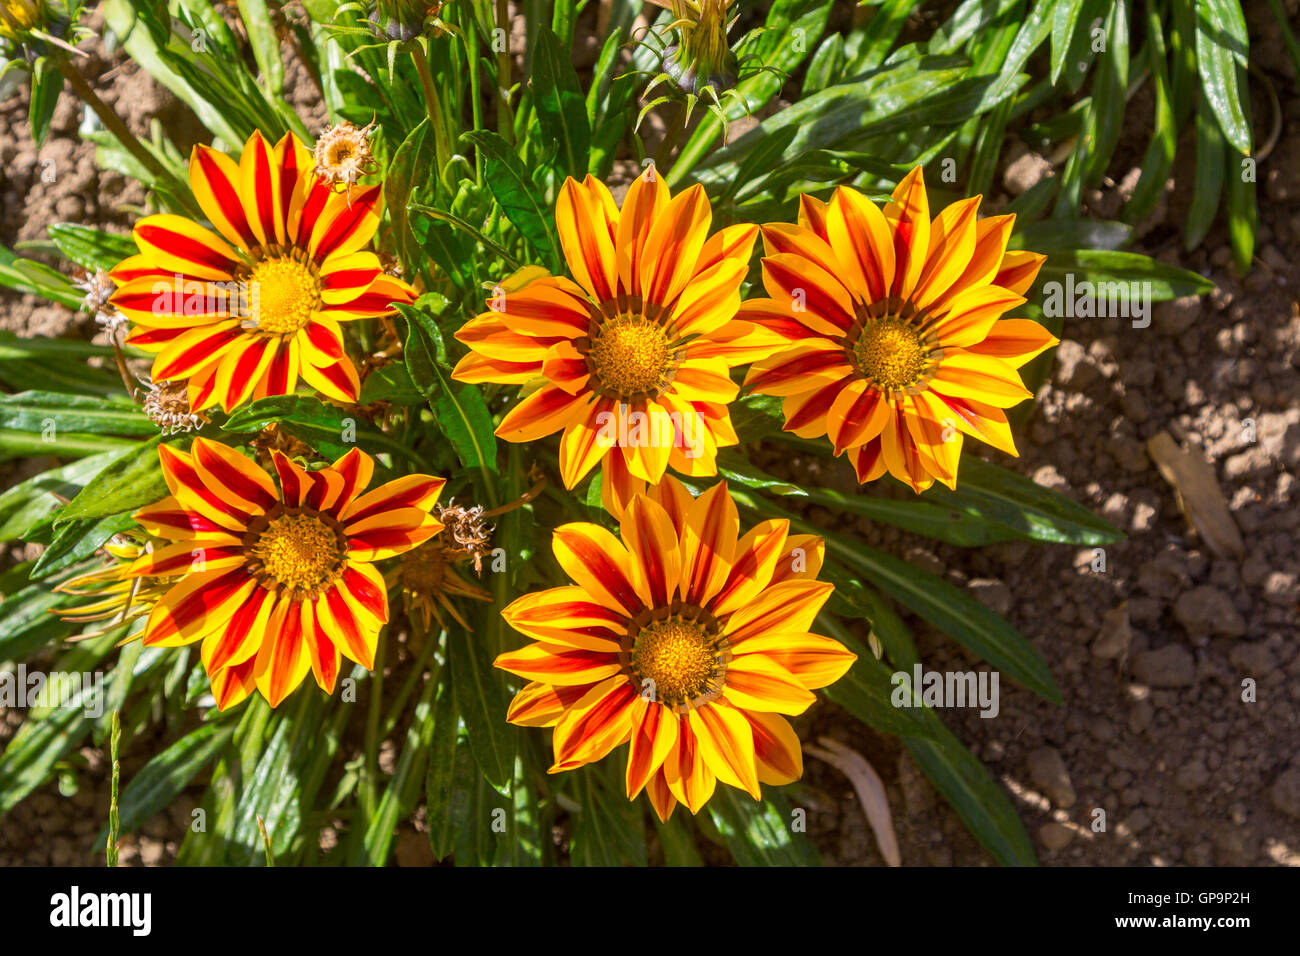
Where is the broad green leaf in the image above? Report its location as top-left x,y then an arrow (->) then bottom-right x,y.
904,718 -> 1038,866
0,448 -> 131,541
46,224 -> 138,271
530,25 -> 590,178
448,625 -> 515,788
829,538 -> 1062,704
425,671 -> 461,861
55,435 -> 171,526
925,457 -> 1125,546
1036,249 -> 1214,300
707,788 -> 820,866
461,130 -> 559,267
0,391 -> 154,437
1194,0 -> 1252,155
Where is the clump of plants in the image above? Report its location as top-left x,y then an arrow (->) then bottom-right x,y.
0,0 -> 1255,866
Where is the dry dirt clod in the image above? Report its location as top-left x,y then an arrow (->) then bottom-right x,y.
1026,747 -> 1077,809
1131,644 -> 1197,688
1038,822 -> 1075,851
1092,604 -> 1132,660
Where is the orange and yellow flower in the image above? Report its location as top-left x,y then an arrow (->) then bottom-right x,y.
495,476 -> 855,820
451,168 -> 780,516
741,166 -> 1055,492
128,438 -> 445,709
108,130 -> 415,414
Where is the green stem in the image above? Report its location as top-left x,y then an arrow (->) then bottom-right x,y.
378,630 -> 442,740
463,18 -> 484,184
410,43 -> 451,176
55,57 -> 198,216
106,710 -> 120,868
494,0 -> 516,144
361,637 -> 387,823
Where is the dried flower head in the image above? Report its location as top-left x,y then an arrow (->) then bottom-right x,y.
393,540 -> 492,632
250,422 -> 315,466
75,268 -> 125,334
435,498 -> 495,572
313,121 -> 377,189
141,378 -> 203,435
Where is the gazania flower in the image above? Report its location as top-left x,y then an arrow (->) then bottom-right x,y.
128,438 -> 445,709
741,167 -> 1055,492
108,130 -> 415,414
495,477 -> 855,821
0,0 -> 43,41
451,168 -> 780,516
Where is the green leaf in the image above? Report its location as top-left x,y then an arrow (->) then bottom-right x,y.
530,24 -> 590,178
925,457 -> 1125,546
448,625 -> 515,788
401,305 -> 499,475
1186,92 -> 1226,250
32,511 -> 137,579
1223,131 -> 1257,274
0,391 -> 154,437
220,394 -> 422,466
29,56 -> 64,147
707,788 -> 820,866
824,651 -> 947,742
716,451 -> 805,497
0,567 -> 80,661
460,130 -> 559,267
800,485 -> 1023,547
1050,0 -> 1087,86
1194,0 -> 1252,155
0,448 -> 131,541
46,224 -> 138,272
1037,249 -> 1214,300
55,435 -> 171,526
904,720 -> 1038,866
829,538 -> 1062,704
424,671 -> 461,861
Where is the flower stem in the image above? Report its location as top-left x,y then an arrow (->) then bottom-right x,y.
494,0 -> 515,144
55,56 -> 195,213
410,43 -> 451,176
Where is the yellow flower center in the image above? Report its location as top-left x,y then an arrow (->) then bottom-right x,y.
247,511 -> 344,596
851,318 -> 929,391
243,254 -> 321,335
587,315 -> 672,400
629,616 -> 728,710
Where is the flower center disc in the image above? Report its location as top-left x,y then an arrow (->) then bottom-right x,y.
244,255 -> 321,335
248,511 -> 344,596
851,318 -> 929,392
588,316 -> 672,400
630,616 -> 726,709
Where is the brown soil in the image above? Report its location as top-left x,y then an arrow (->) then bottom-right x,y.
1,5 -> 1297,866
